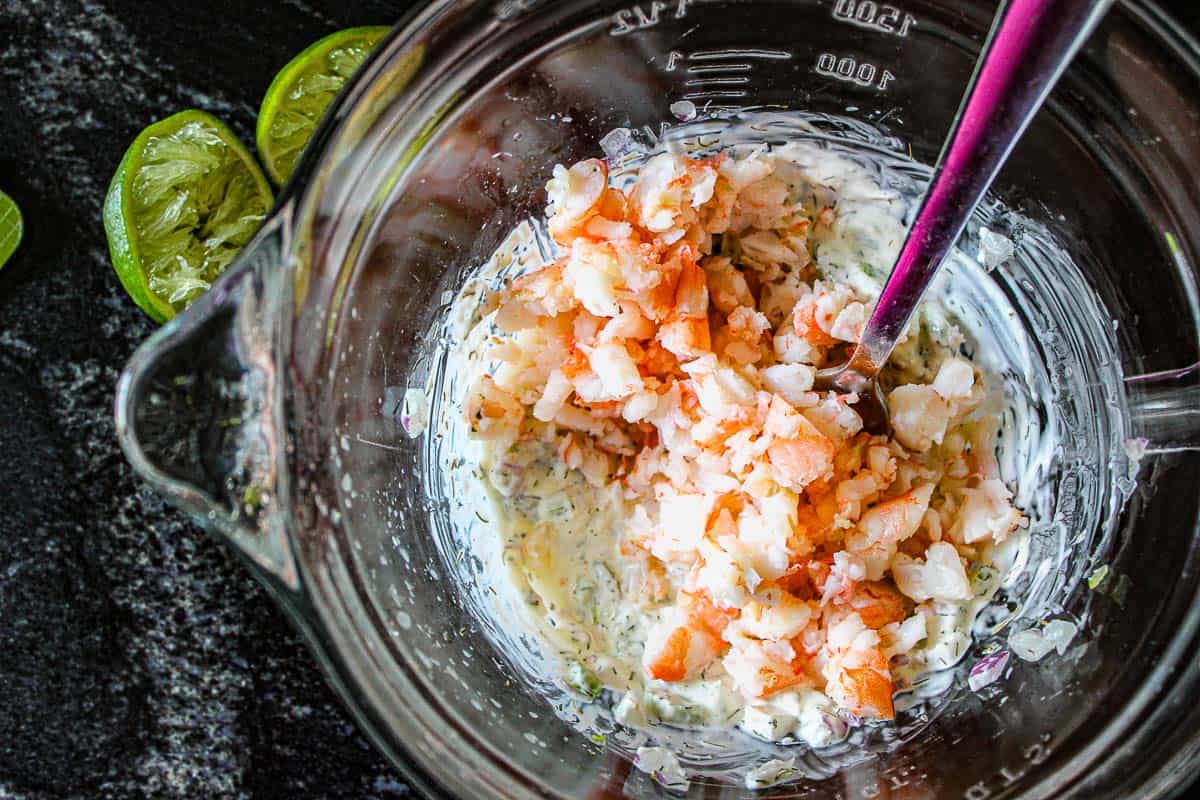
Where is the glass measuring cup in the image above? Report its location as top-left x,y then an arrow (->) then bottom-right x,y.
114,1 -> 1200,797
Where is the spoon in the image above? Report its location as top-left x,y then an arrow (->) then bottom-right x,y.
814,0 -> 1114,433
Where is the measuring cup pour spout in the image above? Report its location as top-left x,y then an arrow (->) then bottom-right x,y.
114,210 -> 299,591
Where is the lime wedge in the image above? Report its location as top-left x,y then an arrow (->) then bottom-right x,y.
103,110 -> 273,322
0,190 -> 22,271
256,25 -> 391,186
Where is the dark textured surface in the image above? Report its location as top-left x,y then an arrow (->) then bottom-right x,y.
0,2 -> 417,798
3,1 -> 1200,799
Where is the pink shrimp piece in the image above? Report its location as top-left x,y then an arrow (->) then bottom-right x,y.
826,647 -> 895,720
464,376 -> 524,441
645,623 -> 720,682
834,581 -> 908,630
546,159 -> 610,244
857,484 -> 935,545
792,301 -> 839,348
766,415 -> 836,492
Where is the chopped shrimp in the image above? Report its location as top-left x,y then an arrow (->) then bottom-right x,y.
644,614 -> 721,682
723,635 -> 809,698
658,315 -> 711,361
834,581 -> 907,630
888,384 -> 953,452
466,146 -> 1023,740
719,306 -> 772,365
857,484 -> 935,545
494,264 -> 577,331
891,541 -> 972,602
679,589 -> 739,642
821,613 -> 895,719
793,300 -> 840,347
703,256 -> 755,314
950,479 -> 1022,544
546,158 -> 609,243
766,410 -> 836,492
465,376 -> 524,443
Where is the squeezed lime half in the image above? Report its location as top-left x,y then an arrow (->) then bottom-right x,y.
256,25 -> 390,186
103,109 -> 273,322
0,190 -> 22,271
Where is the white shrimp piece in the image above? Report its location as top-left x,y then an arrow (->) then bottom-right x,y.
766,411 -> 836,492
736,496 -> 799,580
759,280 -> 808,328
727,590 -> 813,641
738,230 -> 806,271
546,159 -> 608,242
687,360 -> 758,419
532,369 -> 573,422
587,341 -> 644,399
723,636 -> 805,699
490,328 -> 563,404
731,176 -> 791,232
465,375 -> 524,444
761,364 -> 817,408
802,394 -> 863,444
631,153 -> 714,234
888,384 -> 953,452
849,540 -> 897,582
879,613 -> 927,658
950,479 -> 1022,544
773,328 -> 820,370
658,315 -> 710,360
829,301 -> 866,342
703,256 -> 755,314
691,164 -> 718,207
835,472 -> 884,521
932,357 -> 975,401
601,302 -> 656,342
722,306 -> 772,365
866,445 -> 897,483
821,613 -> 894,719
857,484 -> 935,545
650,489 -> 714,562
623,390 -> 660,423
494,265 -> 577,331
644,610 -> 721,682
719,153 -> 774,191
832,550 -> 868,583
825,612 -> 880,653
552,403 -> 608,438
564,239 -> 623,317
891,541 -> 971,602
583,215 -> 634,241
696,536 -> 749,609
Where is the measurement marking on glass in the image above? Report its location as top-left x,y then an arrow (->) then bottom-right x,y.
830,0 -> 917,36
688,48 -> 792,61
685,76 -> 750,87
682,89 -> 749,100
687,63 -> 752,74
814,51 -> 897,91
610,0 -> 692,36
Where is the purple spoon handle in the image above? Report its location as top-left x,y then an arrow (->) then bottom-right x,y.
848,0 -> 1113,375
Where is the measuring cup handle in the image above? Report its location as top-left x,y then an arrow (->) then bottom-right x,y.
114,210 -> 299,591
1125,363 -> 1200,454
